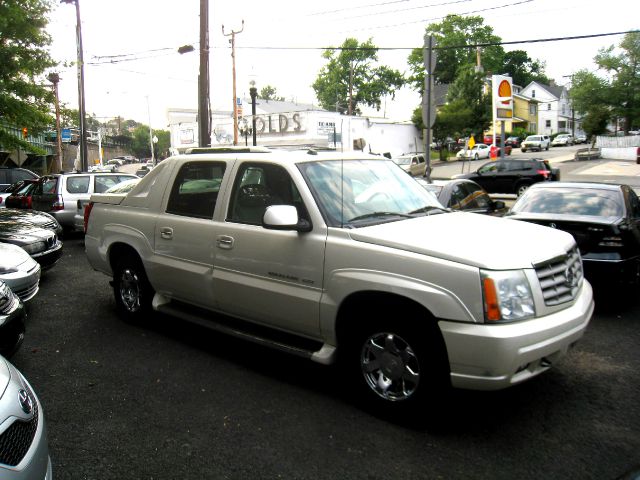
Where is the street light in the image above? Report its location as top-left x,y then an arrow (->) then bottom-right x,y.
249,80 -> 257,146
61,0 -> 88,172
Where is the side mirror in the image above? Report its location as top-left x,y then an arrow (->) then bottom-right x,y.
492,200 -> 506,210
263,205 -> 312,232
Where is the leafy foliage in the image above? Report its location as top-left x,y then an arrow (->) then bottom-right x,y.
407,15 -> 504,89
502,50 -> 550,87
0,0 -> 56,153
570,32 -> 640,133
130,125 -> 170,159
313,38 -> 405,115
259,85 -> 285,101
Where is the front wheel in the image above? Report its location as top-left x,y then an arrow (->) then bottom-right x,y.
521,148 -> 527,153
345,318 -> 449,419
113,254 -> 154,322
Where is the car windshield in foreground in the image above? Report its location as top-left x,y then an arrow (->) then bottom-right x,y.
299,158 -> 444,227
511,187 -> 624,217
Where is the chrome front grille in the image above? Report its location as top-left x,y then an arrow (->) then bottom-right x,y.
0,386 -> 39,467
534,246 -> 583,306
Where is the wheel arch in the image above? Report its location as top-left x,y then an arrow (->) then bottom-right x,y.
108,242 -> 144,273
334,291 -> 449,363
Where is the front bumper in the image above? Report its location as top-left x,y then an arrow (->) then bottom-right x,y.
0,299 -> 26,358
440,280 -> 594,390
30,241 -> 63,270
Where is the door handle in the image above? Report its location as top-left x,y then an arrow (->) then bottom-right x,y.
216,235 -> 234,249
160,227 -> 173,239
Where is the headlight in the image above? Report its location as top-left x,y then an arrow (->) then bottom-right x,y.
481,269 -> 535,322
22,241 -> 46,254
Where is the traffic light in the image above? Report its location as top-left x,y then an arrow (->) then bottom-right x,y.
22,127 -> 28,139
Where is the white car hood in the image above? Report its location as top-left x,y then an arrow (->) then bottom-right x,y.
348,212 -> 576,270
0,242 -> 37,271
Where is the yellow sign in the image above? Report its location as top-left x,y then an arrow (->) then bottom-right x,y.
468,136 -> 476,149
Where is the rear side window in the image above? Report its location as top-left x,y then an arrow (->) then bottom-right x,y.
11,169 -> 37,183
40,177 -> 59,194
166,162 -> 225,219
66,176 -> 90,194
94,175 -> 136,193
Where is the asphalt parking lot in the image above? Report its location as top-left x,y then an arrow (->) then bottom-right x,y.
9,235 -> 640,480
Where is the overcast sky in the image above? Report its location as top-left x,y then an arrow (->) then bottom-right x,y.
46,0 -> 637,129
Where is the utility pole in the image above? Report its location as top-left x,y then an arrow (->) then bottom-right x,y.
223,20 -> 244,146
62,0 -> 88,172
198,0 -> 211,148
348,63 -> 353,116
47,73 -> 63,173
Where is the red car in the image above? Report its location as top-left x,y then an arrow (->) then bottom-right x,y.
4,179 -> 38,209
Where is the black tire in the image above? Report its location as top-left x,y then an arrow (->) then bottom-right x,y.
545,145 -> 550,151
112,253 -> 154,322
474,153 -> 479,161
344,317 -> 450,421
521,148 -> 527,153
516,182 -> 531,196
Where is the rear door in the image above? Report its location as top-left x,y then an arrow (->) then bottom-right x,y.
151,161 -> 227,308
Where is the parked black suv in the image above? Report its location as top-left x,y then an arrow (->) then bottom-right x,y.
455,158 -> 559,196
0,166 -> 39,192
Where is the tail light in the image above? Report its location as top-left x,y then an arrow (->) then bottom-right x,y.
537,169 -> 550,179
83,202 -> 94,233
51,194 -> 64,211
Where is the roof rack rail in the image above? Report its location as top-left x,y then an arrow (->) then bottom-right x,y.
184,146 -> 271,155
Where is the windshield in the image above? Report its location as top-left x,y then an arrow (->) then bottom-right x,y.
298,159 -> 444,227
511,187 -> 624,217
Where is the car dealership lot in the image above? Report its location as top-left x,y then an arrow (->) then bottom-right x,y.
8,234 -> 640,480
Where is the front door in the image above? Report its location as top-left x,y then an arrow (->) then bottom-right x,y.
213,162 -> 325,339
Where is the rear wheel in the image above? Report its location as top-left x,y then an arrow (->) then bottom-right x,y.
113,254 -> 154,322
521,148 -> 527,153
474,153 -> 479,161
516,182 -> 531,196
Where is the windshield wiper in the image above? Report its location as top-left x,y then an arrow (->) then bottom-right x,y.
347,211 -> 413,223
408,206 -> 448,216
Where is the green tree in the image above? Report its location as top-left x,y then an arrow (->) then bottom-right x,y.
502,50 -> 550,87
446,65 -> 492,136
570,32 -> 640,134
131,125 -> 151,159
0,0 -> 56,153
259,85 -> 285,101
313,38 -> 405,115
594,32 -> 640,132
407,15 -> 504,90
131,125 -> 170,159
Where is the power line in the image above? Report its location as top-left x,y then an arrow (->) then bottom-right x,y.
84,30 -> 638,66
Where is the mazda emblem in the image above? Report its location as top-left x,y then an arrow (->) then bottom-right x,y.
18,389 -> 33,415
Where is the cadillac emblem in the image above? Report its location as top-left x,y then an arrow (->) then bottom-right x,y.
565,267 -> 576,288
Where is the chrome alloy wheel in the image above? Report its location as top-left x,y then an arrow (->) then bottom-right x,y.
119,268 -> 141,313
360,332 -> 420,401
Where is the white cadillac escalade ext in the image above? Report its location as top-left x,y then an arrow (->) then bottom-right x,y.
84,147 -> 594,416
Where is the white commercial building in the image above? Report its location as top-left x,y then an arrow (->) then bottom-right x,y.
167,99 -> 422,158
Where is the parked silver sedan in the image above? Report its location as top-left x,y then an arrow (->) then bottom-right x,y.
0,355 -> 53,479
0,243 -> 40,302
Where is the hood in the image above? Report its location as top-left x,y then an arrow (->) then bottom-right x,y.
0,208 -> 59,229
0,242 -> 35,269
348,212 -> 576,270
0,221 -> 53,244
